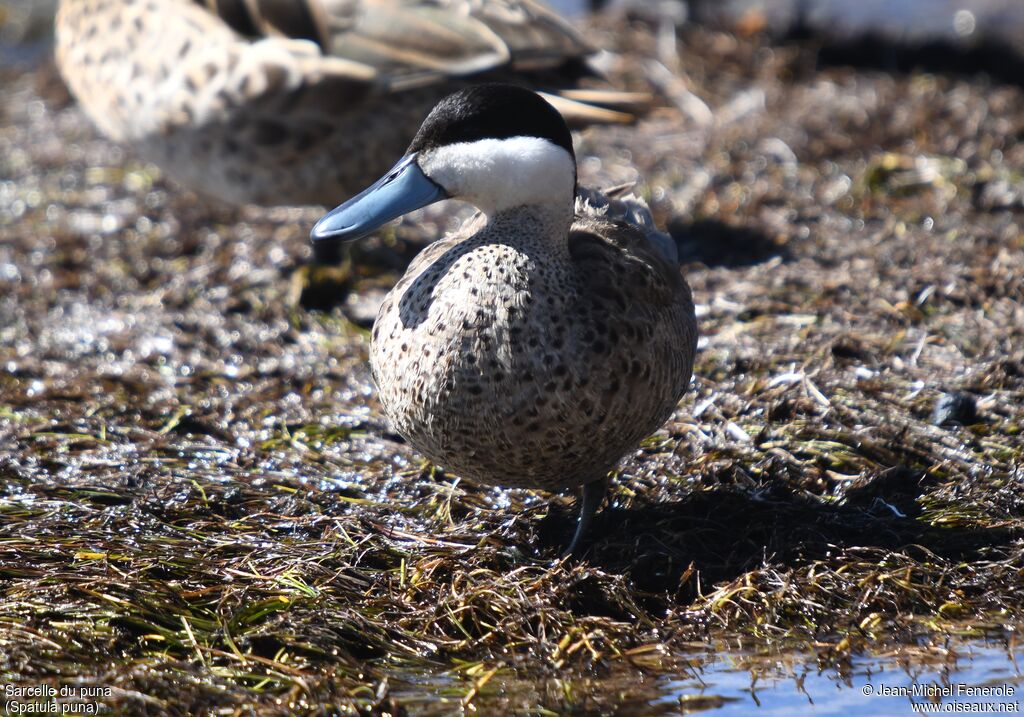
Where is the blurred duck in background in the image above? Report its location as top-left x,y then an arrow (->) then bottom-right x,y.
54,0 -> 645,206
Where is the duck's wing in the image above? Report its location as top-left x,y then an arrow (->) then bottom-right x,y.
569,190 -> 696,405
568,223 -> 686,312
574,186 -> 680,266
203,0 -> 591,82
204,0 -> 644,123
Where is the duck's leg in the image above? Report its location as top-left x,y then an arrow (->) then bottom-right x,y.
563,478 -> 608,557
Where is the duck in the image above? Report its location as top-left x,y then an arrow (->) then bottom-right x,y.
54,0 -> 645,206
311,83 -> 698,555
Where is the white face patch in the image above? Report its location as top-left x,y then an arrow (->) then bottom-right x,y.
418,136 -> 576,215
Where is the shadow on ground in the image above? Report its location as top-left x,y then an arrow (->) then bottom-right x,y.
671,219 -> 790,268
538,473 -> 1020,616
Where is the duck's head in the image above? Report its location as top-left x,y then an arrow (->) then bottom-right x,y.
311,84 -> 576,249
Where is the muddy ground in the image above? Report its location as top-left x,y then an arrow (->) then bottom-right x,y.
1,12 -> 1023,717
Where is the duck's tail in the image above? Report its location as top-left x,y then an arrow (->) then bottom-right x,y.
540,88 -> 652,126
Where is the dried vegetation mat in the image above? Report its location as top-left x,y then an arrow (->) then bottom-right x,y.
1,17 -> 1023,717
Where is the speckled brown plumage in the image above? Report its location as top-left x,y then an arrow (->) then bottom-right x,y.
304,83 -> 696,553
369,194 -> 697,494
54,0 -> 642,206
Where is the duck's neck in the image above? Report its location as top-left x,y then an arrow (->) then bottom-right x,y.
481,201 -> 574,257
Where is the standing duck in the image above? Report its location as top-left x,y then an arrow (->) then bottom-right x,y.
312,84 -> 698,555
54,0 -> 643,206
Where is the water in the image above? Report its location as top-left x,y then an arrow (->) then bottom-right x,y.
655,640 -> 1022,716
389,638 -> 1023,715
